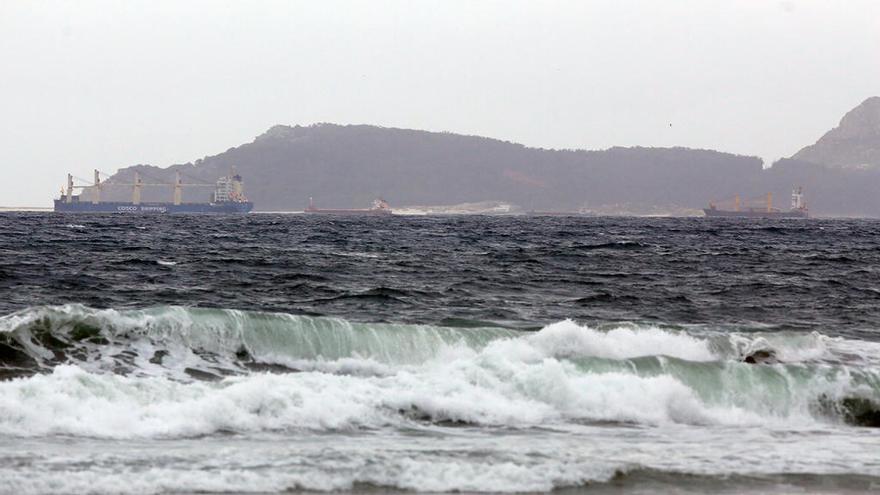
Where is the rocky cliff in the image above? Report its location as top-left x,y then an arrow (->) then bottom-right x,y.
792,97 -> 880,168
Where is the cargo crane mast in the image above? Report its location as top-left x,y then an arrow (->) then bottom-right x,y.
64,172 -> 103,204
132,172 -> 143,205
174,172 -> 183,205
105,170 -> 214,204
61,169 -> 240,205
65,174 -> 73,203
92,170 -> 101,204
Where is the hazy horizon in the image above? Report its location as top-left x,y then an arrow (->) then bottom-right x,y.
2,0 -> 879,206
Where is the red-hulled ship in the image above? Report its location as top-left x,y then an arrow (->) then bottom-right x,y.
703,188 -> 809,219
304,197 -> 393,215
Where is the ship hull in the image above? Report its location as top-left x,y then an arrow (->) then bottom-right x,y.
703,209 -> 808,219
54,200 -> 253,214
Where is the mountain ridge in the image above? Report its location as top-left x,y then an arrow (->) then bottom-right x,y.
98,123 -> 762,213
792,96 -> 880,168
94,97 -> 880,216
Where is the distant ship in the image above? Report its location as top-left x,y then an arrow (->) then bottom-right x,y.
703,188 -> 809,219
526,208 -> 598,217
525,211 -> 577,217
54,170 -> 253,214
304,197 -> 393,215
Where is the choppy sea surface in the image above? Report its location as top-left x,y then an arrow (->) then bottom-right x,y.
1,213 -> 879,494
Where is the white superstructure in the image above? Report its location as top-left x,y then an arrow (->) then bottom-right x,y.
213,174 -> 247,203
791,187 -> 806,210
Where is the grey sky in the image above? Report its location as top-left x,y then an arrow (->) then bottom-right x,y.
1,0 -> 878,206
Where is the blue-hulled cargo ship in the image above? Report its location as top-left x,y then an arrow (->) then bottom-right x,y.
54,170 -> 253,214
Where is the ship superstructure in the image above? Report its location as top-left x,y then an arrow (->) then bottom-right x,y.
703,188 -> 809,218
53,170 -> 253,214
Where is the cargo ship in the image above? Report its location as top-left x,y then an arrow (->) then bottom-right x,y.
703,188 -> 809,219
54,170 -> 253,214
304,197 -> 393,215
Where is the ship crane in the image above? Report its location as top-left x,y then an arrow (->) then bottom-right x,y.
63,171 -> 107,204
55,168 -> 252,214
707,193 -> 779,212
65,170 -> 217,205
703,187 -> 809,218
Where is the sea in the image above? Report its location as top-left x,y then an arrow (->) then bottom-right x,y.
1,213 -> 879,494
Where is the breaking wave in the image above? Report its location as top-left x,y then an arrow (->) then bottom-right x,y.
1,305 -> 879,439
0,305 -> 519,378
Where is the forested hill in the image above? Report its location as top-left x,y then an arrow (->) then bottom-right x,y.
99,124 -> 762,213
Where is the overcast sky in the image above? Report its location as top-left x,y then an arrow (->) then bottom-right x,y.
1,0 -> 878,206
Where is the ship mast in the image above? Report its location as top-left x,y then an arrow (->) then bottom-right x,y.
66,174 -> 74,203
173,171 -> 182,205
132,172 -> 143,205
92,170 -> 101,204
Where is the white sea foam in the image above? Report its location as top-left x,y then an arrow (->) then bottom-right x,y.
512,319 -> 716,361
0,348 -> 822,440
2,311 -> 880,495
6,425 -> 880,495
726,330 -> 880,366
329,250 -> 381,259
2,305 -> 878,440
0,455 -> 622,494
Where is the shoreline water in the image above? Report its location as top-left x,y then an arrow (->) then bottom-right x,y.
2,214 -> 879,494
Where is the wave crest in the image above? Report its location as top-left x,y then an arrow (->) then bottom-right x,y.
1,305 -> 879,436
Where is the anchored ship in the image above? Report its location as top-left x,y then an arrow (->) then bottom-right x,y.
703,188 -> 809,219
304,197 -> 393,215
53,170 -> 253,214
